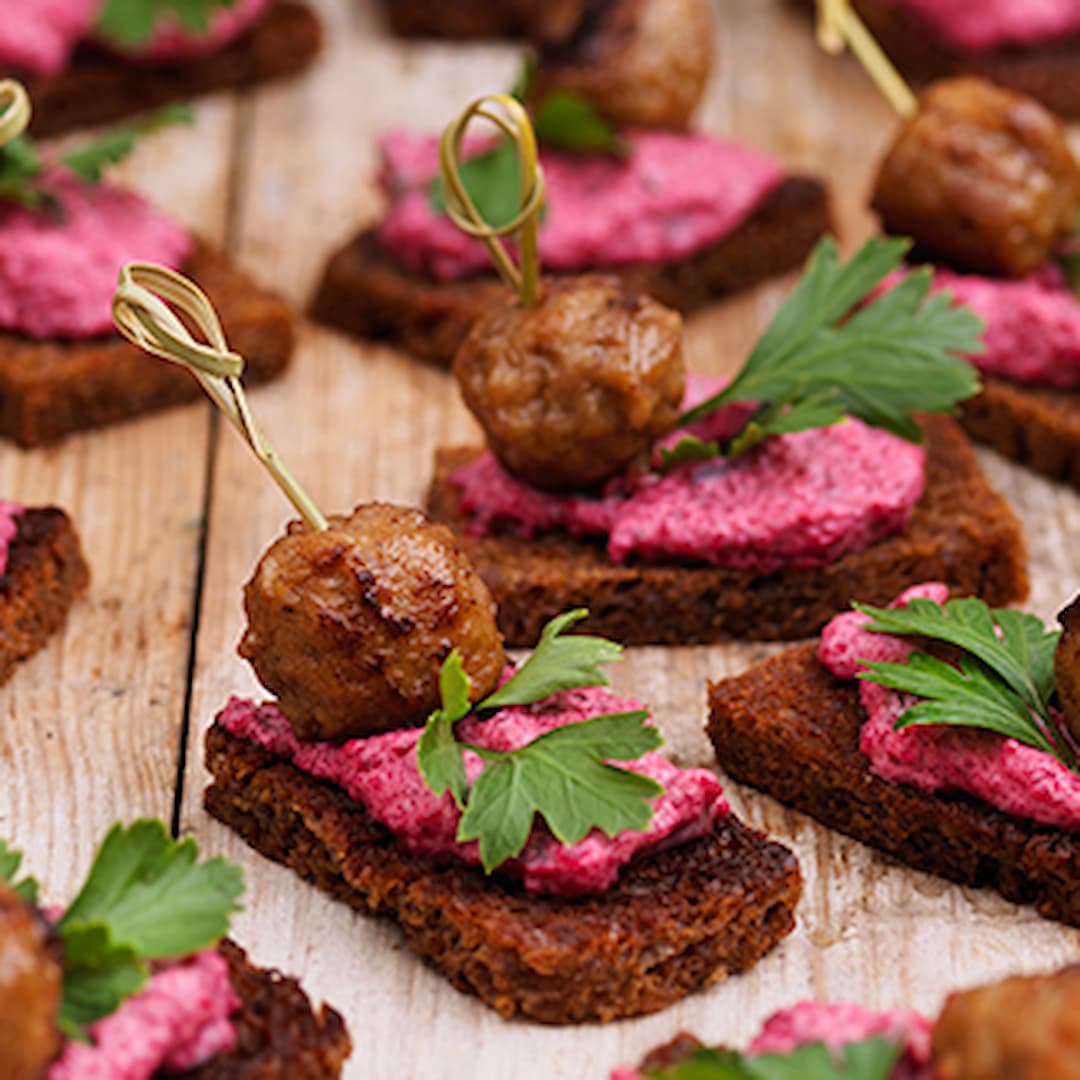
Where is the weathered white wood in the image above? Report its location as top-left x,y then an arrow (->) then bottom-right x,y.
166,2 -> 1080,1077
0,100 -> 237,899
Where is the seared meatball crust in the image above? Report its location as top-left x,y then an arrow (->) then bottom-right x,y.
240,504 -> 505,742
454,274 -> 685,492
932,966 -> 1080,1080
530,0 -> 714,131
0,884 -> 62,1080
872,77 -> 1080,278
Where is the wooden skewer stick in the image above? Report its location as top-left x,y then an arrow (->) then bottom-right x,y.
112,263 -> 328,532
816,0 -> 917,118
0,80 -> 31,147
439,93 -> 546,304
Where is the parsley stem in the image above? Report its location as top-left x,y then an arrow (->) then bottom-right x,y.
438,94 -> 545,305
0,80 -> 31,148
112,264 -> 327,532
815,0 -> 917,118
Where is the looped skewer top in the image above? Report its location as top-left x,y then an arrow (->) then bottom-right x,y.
439,93 -> 546,304
0,80 -> 32,147
816,0 -> 917,118
112,263 -> 328,532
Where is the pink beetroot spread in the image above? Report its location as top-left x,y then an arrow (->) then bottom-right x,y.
452,374 -> 926,573
0,501 -> 23,577
105,0 -> 271,62
49,949 -> 239,1080
0,169 -> 192,340
882,0 -> 1080,53
905,265 -> 1080,388
0,0 -> 97,75
610,1001 -> 932,1080
820,582 -> 1080,831
219,686 -> 729,897
376,130 -> 784,281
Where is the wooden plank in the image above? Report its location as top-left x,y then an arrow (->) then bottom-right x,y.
0,100 -> 237,898
180,2 -> 1080,1078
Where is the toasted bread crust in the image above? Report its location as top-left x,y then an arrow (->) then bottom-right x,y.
204,721 -> 802,1025
424,415 -> 1029,646
707,642 -> 1080,927
0,241 -> 294,447
184,940 -> 351,1080
18,3 -> 322,138
309,177 -> 830,366
959,377 -> 1080,490
379,0 -> 526,37
0,508 -> 89,685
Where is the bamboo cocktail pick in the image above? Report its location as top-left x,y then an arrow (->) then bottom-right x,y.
816,0 -> 917,117
112,263 -> 327,532
0,80 -> 32,146
439,93 -> 546,304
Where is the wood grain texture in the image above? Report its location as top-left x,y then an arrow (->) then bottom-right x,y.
2,0 -> 1078,1076
0,102 -> 238,899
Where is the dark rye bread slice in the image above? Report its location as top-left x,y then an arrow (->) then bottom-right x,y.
707,642 -> 1080,927
958,377 -> 1080,491
379,0 -> 526,38
0,507 -> 89,686
204,721 -> 802,1025
425,415 -> 1029,646
309,177 -> 830,367
18,2 -> 322,138
792,0 -> 1080,116
186,939 -> 351,1079
0,240 -> 294,447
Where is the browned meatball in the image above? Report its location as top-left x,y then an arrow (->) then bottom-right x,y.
454,274 -> 685,491
529,0 -> 714,131
932,966 -> 1080,1079
872,77 -> 1080,278
240,503 -> 505,742
0,884 -> 61,1079
1055,594 -> 1080,742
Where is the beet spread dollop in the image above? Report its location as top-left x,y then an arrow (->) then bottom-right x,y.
220,686 -> 728,897
377,131 -> 783,281
452,375 -> 926,572
610,1001 -> 932,1080
49,949 -> 239,1080
884,0 -> 1080,53
0,501 -> 23,578
820,582 -> 1080,831
0,170 -> 191,340
0,0 -> 97,75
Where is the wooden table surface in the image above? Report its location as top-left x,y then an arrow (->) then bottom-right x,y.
4,1 -> 1079,1076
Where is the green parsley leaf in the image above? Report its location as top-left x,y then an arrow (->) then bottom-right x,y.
0,106 -> 191,209
644,1036 -> 902,1080
97,0 -> 238,46
532,91 -> 629,156
677,237 -> 983,456
429,139 -> 526,231
0,136 -> 46,209
55,820 -> 244,1038
855,597 -> 1076,771
417,611 -> 665,872
480,609 -> 622,711
0,839 -> 40,904
416,650 -> 472,808
56,925 -> 145,1042
458,710 -> 662,871
63,104 -> 194,184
